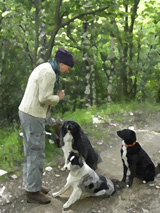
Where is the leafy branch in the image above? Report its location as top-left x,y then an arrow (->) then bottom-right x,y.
46,4 -> 111,59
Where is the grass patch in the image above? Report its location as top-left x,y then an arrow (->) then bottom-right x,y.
60,101 -> 160,126
0,126 -> 61,180
0,128 -> 24,173
45,143 -> 62,167
61,108 -> 93,125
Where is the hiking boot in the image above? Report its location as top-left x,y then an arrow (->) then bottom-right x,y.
25,191 -> 51,204
41,186 -> 49,194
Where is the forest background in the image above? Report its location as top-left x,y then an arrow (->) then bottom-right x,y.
0,0 -> 160,172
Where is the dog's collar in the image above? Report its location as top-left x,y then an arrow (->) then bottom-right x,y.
125,142 -> 136,148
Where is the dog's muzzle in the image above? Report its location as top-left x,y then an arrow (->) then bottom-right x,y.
65,167 -> 70,173
65,162 -> 71,172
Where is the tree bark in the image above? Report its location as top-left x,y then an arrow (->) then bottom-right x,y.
82,17 -> 91,108
107,35 -> 115,104
34,0 -> 40,66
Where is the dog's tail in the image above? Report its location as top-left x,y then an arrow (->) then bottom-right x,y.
155,163 -> 160,176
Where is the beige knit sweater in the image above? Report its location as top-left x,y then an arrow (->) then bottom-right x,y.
19,62 -> 60,118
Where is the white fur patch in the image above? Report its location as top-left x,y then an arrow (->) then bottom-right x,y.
63,132 -> 73,143
70,156 -> 75,162
122,141 -> 128,168
61,132 -> 74,171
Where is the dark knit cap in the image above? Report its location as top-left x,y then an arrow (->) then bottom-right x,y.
54,48 -> 74,68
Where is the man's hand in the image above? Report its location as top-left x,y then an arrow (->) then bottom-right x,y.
58,90 -> 65,100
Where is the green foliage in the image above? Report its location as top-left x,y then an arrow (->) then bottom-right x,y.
0,127 -> 23,172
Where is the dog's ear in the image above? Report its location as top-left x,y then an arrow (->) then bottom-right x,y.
78,156 -> 83,167
69,151 -> 74,157
130,130 -> 136,142
59,130 -> 64,147
68,151 -> 74,162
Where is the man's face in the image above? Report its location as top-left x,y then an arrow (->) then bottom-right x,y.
59,63 -> 71,75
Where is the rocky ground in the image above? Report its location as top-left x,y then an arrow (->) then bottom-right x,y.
1,111 -> 160,213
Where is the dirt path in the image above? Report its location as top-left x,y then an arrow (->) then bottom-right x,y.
1,111 -> 160,213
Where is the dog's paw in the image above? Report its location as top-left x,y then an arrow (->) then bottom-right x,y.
121,178 -> 126,182
63,202 -> 70,209
52,192 -> 59,197
143,180 -> 146,184
60,166 -> 66,171
96,189 -> 106,196
126,182 -> 132,188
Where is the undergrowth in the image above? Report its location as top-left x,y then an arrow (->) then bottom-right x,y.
60,101 -> 160,125
0,101 -> 159,179
0,126 -> 23,171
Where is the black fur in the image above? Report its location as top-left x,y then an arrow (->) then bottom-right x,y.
60,120 -> 99,170
117,129 -> 160,187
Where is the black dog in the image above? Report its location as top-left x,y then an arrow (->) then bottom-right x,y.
60,120 -> 100,170
117,129 -> 160,187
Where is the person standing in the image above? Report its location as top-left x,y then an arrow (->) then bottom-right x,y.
18,48 -> 74,204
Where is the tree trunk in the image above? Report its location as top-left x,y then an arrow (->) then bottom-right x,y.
128,0 -> 140,99
122,4 -> 129,99
90,23 -> 96,105
34,0 -> 40,66
82,17 -> 91,108
37,22 -> 46,65
107,35 -> 115,104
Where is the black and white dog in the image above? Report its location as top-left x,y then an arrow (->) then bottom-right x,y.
117,129 -> 160,187
52,151 -> 114,209
60,120 -> 100,171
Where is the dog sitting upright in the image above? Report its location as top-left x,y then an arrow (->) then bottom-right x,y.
52,151 -> 114,209
60,120 -> 99,171
117,129 -> 160,187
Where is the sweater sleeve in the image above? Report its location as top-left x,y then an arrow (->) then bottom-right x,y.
38,72 -> 60,105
